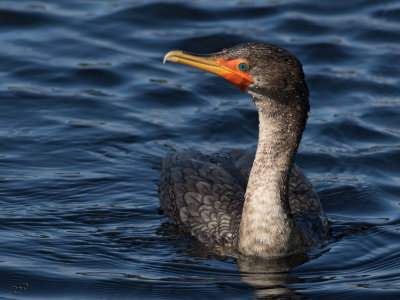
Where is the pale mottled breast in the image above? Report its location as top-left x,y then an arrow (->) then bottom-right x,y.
158,149 -> 327,253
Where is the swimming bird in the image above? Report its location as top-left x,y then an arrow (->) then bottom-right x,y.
159,43 -> 328,257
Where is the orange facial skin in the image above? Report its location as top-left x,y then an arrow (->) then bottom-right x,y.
216,58 -> 253,91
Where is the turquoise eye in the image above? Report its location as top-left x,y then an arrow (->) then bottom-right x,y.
238,62 -> 249,71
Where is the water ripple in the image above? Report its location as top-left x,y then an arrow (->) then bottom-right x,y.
0,0 -> 399,298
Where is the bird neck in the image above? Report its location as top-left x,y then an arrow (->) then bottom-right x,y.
238,92 -> 308,256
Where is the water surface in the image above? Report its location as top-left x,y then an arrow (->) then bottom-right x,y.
0,0 -> 399,299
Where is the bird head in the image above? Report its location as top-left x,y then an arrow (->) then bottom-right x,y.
163,43 -> 309,105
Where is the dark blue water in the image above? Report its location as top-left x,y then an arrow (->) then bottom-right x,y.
0,0 -> 399,299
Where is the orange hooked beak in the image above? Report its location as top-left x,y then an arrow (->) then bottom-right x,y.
163,50 -> 253,92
